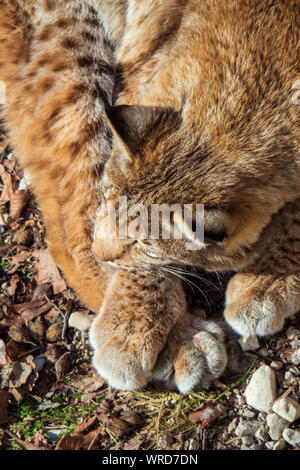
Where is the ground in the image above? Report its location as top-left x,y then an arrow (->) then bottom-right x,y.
0,132 -> 299,451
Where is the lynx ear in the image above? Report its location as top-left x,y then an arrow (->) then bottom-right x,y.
105,105 -> 180,159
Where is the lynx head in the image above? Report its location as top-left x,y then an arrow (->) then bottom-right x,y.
92,103 -> 299,272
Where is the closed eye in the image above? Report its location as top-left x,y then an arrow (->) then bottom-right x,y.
204,229 -> 226,243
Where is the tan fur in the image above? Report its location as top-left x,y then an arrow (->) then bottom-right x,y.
0,0 -> 225,392
1,0 -> 300,392
93,0 -> 300,365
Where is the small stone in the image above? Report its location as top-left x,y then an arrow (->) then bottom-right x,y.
270,361 -> 283,371
242,409 -> 256,419
239,335 -> 260,351
255,426 -> 268,442
45,429 -> 67,441
291,348 -> 300,365
242,436 -> 254,446
68,312 -> 95,332
258,348 -> 269,357
244,365 -> 277,412
289,366 -> 300,376
284,371 -> 294,381
235,419 -> 260,437
228,418 -> 238,434
266,413 -> 289,440
282,428 -> 300,447
272,396 -> 300,423
265,441 -> 275,449
188,439 -> 199,450
273,439 -> 286,450
33,356 -> 45,372
285,327 -> 300,339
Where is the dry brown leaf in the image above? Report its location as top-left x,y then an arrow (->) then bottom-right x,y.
33,249 -> 67,295
9,190 -> 30,220
71,373 -> 106,394
6,251 -> 31,275
55,417 -> 101,450
3,299 -> 52,326
0,164 -> 15,203
188,402 -> 227,428
55,352 -> 71,381
55,429 -> 101,450
119,410 -> 144,426
0,390 -> 11,425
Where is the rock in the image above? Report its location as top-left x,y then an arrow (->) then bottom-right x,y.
265,441 -> 275,449
284,371 -> 296,383
272,396 -> 300,423
45,429 -> 67,441
228,418 -> 238,434
266,413 -> 289,440
270,361 -> 283,371
188,439 -> 199,450
244,365 -> 277,412
239,335 -> 260,351
289,366 -> 300,376
33,356 -> 45,372
273,439 -> 286,450
255,426 -> 268,442
68,312 -> 95,332
291,348 -> 300,365
285,327 -> 300,339
241,436 -> 254,446
241,443 -> 262,450
234,419 -> 260,437
282,428 -> 300,447
242,409 -> 256,419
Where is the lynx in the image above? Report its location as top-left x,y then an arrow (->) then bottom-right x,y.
0,0 -> 299,392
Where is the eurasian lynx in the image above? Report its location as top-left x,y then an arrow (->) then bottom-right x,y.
1,0 -> 299,392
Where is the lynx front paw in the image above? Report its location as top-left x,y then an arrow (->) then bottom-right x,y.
224,273 -> 293,339
92,344 -> 148,390
153,318 -> 227,394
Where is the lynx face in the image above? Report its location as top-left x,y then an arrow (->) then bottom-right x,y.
92,103 -> 300,273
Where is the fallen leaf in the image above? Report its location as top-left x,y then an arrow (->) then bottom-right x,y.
119,410 -> 144,426
33,249 -> 67,295
55,352 -> 71,381
9,190 -> 30,220
71,373 -> 106,393
6,251 -> 31,275
3,299 -> 51,326
0,164 -> 16,203
55,417 -> 101,450
188,402 -> 227,428
0,390 -> 11,425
